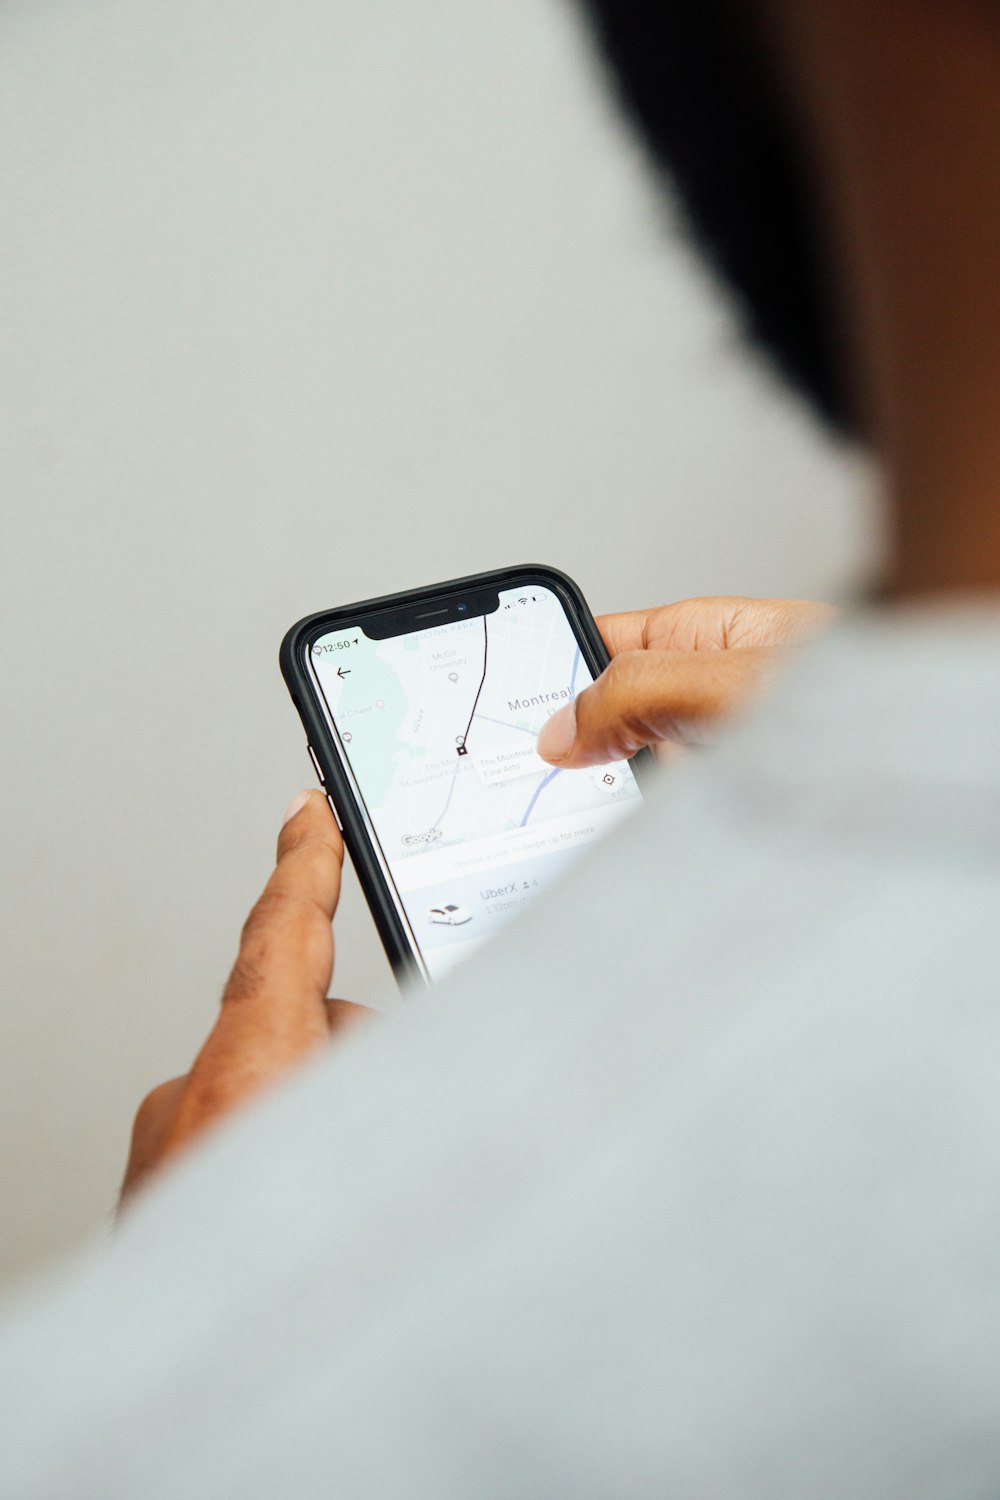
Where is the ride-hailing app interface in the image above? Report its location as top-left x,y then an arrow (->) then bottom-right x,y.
310,584 -> 643,980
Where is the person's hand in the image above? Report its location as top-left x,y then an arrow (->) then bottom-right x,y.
121,789 -> 377,1202
537,596 -> 836,768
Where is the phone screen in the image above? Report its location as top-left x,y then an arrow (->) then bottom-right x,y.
309,583 -> 642,980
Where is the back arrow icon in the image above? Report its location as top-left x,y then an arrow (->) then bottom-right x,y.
336,667 -> 351,679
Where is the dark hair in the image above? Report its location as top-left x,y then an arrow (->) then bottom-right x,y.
576,0 -> 851,430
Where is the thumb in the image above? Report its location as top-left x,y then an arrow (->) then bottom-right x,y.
536,648 -> 776,768
174,789 -> 345,1132
222,786 -> 345,1020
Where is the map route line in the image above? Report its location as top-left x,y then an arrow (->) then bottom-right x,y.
519,768 -> 561,828
568,644 -> 582,696
420,616 -> 489,837
516,645 -> 579,828
418,629 -> 579,841
459,616 -> 489,752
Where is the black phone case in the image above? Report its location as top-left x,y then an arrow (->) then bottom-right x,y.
280,564 -> 646,987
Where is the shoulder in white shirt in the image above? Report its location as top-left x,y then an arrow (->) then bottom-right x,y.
2,608 -> 1000,1500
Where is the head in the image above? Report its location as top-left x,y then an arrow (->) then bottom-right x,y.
577,0 -> 851,431
578,0 -> 1000,595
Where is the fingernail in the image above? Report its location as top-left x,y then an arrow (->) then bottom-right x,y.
537,701 -> 577,762
282,790 -> 312,826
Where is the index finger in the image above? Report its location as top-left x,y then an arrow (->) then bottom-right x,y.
596,601 -> 737,655
595,610 -> 656,657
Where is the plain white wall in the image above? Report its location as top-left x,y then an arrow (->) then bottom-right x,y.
0,0 -> 873,1290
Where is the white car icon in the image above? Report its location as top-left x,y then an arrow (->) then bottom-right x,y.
428,903 -> 472,927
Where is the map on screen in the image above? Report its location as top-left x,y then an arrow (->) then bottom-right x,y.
312,583 -> 642,979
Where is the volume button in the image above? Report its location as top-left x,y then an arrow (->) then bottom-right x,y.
307,744 -> 325,784
326,794 -> 344,832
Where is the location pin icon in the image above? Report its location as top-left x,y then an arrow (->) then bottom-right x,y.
448,672 -> 459,683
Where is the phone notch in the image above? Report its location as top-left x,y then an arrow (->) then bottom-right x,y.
362,587 -> 500,640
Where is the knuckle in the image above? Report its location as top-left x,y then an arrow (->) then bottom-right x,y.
135,1082 -> 169,1123
239,888 -> 288,948
606,650 -> 645,696
605,652 -> 667,750
293,839 -> 338,885
603,652 -> 649,725
277,818 -> 312,858
277,832 -> 341,894
133,1076 -> 186,1134
281,812 -> 339,856
224,946 -> 267,1006
232,883 -> 331,999
176,1069 -> 238,1123
242,881 -> 323,937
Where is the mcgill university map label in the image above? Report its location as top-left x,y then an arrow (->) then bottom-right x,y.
311,584 -> 643,980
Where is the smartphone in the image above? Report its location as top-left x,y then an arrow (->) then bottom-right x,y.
281,566 -> 646,986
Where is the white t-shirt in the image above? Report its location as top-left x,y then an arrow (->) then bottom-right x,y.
2,608 -> 1000,1499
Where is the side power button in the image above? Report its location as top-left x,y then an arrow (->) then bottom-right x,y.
326,795 -> 344,832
